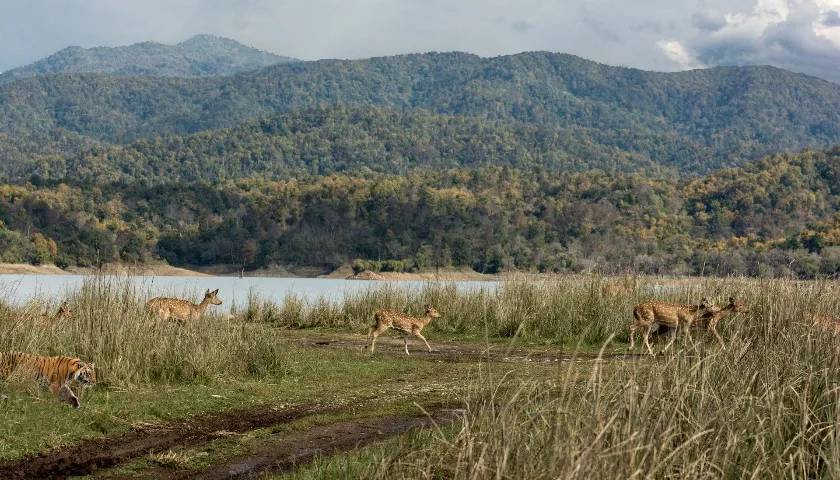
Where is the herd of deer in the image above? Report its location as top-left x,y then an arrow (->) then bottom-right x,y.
34,287 -> 839,357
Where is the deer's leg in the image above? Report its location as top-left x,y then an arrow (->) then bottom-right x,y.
414,329 -> 432,353
368,325 -> 383,353
662,324 -> 678,352
629,323 -> 637,349
643,324 -> 655,356
403,335 -> 410,355
709,320 -> 725,348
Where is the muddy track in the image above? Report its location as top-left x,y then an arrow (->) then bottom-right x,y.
0,403 -> 345,480
157,407 -> 460,480
299,334 -> 648,363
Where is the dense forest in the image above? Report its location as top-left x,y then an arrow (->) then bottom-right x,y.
0,106 -> 677,182
0,35 -> 295,85
0,148 -> 836,278
1,42 -> 838,278
2,51 -> 840,173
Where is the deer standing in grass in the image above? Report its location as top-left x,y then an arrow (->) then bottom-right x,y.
38,301 -> 72,324
146,289 -> 223,323
691,297 -> 749,348
809,314 -> 840,335
368,305 -> 441,355
630,298 -> 714,355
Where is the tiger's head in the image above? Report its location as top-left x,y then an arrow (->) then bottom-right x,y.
74,361 -> 97,389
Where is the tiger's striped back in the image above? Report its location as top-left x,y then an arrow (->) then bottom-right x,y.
0,351 -> 96,408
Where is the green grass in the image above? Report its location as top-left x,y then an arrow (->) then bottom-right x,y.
2,274 -> 840,478
0,334 -> 479,461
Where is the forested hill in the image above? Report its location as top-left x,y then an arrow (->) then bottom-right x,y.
0,35 -> 295,85
0,147 -> 836,278
0,106 -> 682,182
1,52 -> 840,173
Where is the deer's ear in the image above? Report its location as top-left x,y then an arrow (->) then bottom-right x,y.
213,289 -> 219,295
205,289 -> 210,295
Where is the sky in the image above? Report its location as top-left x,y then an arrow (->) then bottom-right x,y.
1,0 -> 839,82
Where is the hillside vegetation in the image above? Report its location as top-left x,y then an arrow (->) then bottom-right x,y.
1,52 -> 839,173
0,148 -> 836,278
0,35 -> 295,85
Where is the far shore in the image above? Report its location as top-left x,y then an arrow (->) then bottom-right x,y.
0,262 -> 503,281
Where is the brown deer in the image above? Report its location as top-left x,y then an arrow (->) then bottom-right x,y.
37,301 -> 72,324
810,314 -> 840,335
693,297 -> 749,348
367,305 -> 441,355
630,297 -> 714,355
146,289 -> 223,323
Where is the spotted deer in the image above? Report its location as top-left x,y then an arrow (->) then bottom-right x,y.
38,301 -> 71,324
367,305 -> 441,355
810,314 -> 840,335
146,289 -> 223,323
630,297 -> 714,355
692,297 -> 749,348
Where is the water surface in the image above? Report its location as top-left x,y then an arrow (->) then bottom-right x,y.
0,274 -> 497,310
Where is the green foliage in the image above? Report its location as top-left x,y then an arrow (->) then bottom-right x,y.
0,148 -> 836,278
1,52 -> 839,174
0,35 -> 295,86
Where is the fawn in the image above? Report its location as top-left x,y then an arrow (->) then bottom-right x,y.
146,289 -> 223,323
367,305 -> 441,355
692,297 -> 749,348
630,297 -> 714,355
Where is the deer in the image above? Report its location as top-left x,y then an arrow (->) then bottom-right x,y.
630,297 -> 714,356
367,305 -> 441,355
692,297 -> 749,348
36,301 -> 72,324
809,314 -> 840,335
146,289 -> 223,324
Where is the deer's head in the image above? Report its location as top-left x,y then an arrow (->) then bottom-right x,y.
57,301 -> 72,318
205,289 -> 223,305
728,297 -> 749,313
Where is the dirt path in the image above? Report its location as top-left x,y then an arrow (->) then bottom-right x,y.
151,407 -> 460,480
295,332 -> 647,363
0,403 -> 342,480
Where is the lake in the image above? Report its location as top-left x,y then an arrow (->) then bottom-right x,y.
0,274 -> 498,310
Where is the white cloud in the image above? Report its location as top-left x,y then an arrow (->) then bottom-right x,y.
657,40 -> 705,68
0,0 -> 838,83
667,0 -> 840,81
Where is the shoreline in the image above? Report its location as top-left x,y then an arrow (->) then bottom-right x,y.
0,262 -> 502,281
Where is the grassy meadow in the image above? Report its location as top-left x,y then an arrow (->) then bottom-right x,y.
0,274 -> 839,478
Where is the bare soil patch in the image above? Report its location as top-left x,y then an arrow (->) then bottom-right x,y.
158,408 -> 461,479
0,403 -> 339,479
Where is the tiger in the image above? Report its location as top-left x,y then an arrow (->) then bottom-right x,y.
0,352 -> 96,408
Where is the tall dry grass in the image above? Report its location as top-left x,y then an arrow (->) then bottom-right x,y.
320,277 -> 840,478
0,277 -> 289,386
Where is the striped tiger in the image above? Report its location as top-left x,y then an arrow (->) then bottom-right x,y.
0,352 -> 96,408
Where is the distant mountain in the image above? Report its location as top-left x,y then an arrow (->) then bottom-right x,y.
0,35 -> 296,84
1,51 -> 839,173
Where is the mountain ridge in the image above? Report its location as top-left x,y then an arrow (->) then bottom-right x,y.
0,35 -> 296,83
0,50 -> 839,174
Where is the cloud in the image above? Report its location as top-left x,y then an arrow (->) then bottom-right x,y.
692,12 -> 727,32
657,40 -> 706,68
511,20 -> 532,33
0,0 -> 837,83
668,0 -> 840,82
822,10 -> 840,26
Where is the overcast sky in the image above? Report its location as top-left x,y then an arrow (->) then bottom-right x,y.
2,0 -> 839,82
